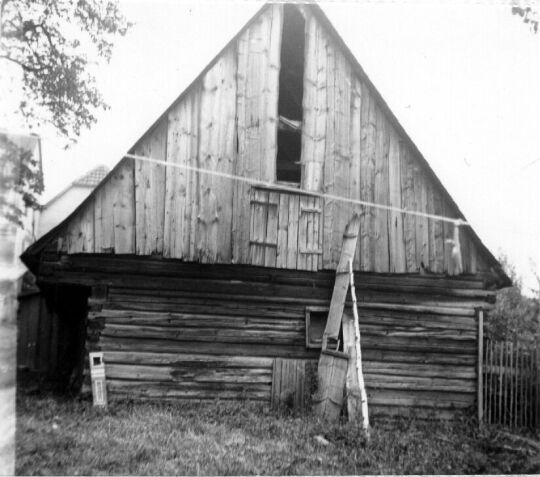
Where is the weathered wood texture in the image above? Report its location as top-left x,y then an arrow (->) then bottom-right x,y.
323,214 -> 360,343
37,254 -> 488,416
249,186 -> 322,270
300,9 -> 481,276
271,358 -> 306,410
16,293 -> 59,376
313,350 -> 349,421
39,4 -> 494,280
233,4 -> 282,264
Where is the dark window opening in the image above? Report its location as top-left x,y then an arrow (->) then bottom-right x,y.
305,307 -> 328,349
276,4 -> 305,184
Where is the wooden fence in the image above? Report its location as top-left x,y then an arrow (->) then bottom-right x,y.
482,340 -> 539,429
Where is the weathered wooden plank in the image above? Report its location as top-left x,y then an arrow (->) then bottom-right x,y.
106,363 -> 272,383
100,336 -> 319,360
233,5 -> 282,264
198,47 -> 237,263
106,379 -> 270,401
428,184 -> 445,273
365,374 -> 476,393
460,225 -> 471,274
93,174 -> 114,253
323,214 -> 360,345
363,360 -> 476,379
359,87 -> 376,271
414,167 -> 429,270
306,197 -> 315,271
359,336 -> 476,354
271,358 -> 306,410
264,192 -> 279,267
357,324 -> 476,341
80,203 -> 95,253
66,202 -> 94,254
400,143 -> 417,272
373,105 -> 390,272
286,194 -> 300,268
312,196 -> 322,271
103,351 -> 274,368
387,125 -> 405,273
97,310 -> 304,331
101,323 -> 304,345
313,350 -> 348,421
350,77 -> 362,270
330,48 -> 353,270
43,252 -> 488,288
133,118 -> 167,255
301,13 -> 327,193
164,89 -> 200,259
297,196 -> 309,270
276,193 -> 290,268
362,348 -> 476,366
322,36 -> 337,269
250,188 -> 269,266
356,311 -> 477,331
442,200 -> 455,275
112,160 -> 135,254
367,390 -> 475,408
343,313 -> 362,421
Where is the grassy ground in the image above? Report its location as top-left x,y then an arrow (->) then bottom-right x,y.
16,394 -> 540,475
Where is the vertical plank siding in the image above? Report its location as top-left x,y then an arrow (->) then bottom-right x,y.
301,13 -> 327,193
198,48 -> 237,263
133,119 -> 167,255
482,340 -> 539,430
249,186 -> 322,271
271,358 -> 306,410
49,5 -> 492,278
233,4 -> 282,264
164,87 -> 200,260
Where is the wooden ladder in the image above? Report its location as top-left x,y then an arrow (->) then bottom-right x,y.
313,214 -> 361,421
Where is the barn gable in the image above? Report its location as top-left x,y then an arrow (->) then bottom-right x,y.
20,4 -> 516,419
23,3 -> 509,288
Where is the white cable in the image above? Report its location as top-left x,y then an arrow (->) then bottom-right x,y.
124,152 -> 470,227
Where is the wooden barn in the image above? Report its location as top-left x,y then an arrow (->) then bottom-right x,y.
22,3 -> 510,419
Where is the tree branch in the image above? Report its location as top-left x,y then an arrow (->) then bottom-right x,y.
0,53 -> 39,72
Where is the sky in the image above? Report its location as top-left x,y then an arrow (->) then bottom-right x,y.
4,0 -> 540,294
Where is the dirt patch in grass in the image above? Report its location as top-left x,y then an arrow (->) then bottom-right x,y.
16,394 -> 540,475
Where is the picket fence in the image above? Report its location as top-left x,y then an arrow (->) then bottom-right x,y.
483,340 -> 539,429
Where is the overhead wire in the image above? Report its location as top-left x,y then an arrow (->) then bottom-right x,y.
124,152 -> 470,228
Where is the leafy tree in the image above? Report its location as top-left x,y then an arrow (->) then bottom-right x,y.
0,132 -> 43,226
0,0 -> 130,139
0,0 -> 130,225
487,254 -> 540,344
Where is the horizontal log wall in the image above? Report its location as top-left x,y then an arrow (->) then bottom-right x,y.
51,255 -> 492,416
41,4 -> 494,280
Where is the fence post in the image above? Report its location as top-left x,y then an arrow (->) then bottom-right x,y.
477,309 -> 484,424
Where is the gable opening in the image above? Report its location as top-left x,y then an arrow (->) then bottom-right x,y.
276,4 -> 305,184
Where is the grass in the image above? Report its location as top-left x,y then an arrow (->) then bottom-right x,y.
16,394 -> 540,475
